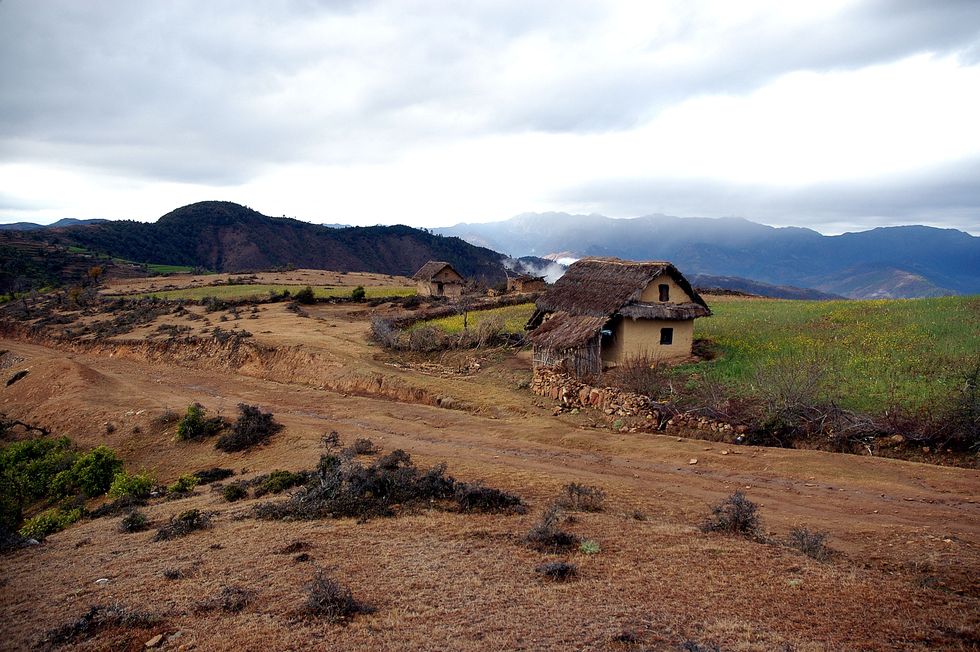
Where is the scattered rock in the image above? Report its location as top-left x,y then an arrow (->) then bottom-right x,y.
145,634 -> 164,648
95,578 -> 110,586
688,458 -> 698,465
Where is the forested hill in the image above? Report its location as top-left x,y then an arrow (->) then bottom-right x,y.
37,201 -> 507,281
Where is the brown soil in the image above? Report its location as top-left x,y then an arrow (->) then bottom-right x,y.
1,291 -> 978,651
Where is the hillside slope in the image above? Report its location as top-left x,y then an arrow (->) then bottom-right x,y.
39,202 -> 506,281
436,213 -> 980,298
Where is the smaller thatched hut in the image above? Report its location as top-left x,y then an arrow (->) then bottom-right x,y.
506,273 -> 547,293
412,261 -> 464,299
526,258 -> 710,377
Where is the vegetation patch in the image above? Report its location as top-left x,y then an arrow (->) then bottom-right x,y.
701,491 -> 760,535
253,470 -> 310,497
166,473 -> 199,496
193,467 -> 234,484
305,570 -> 373,622
108,471 -> 154,500
119,510 -> 150,533
557,483 -> 605,512
153,509 -> 212,541
19,507 -> 82,540
175,403 -> 226,442
140,284 -> 414,302
788,526 -> 833,561
222,482 -> 248,502
197,585 -> 253,614
535,561 -> 578,582
215,404 -> 284,452
37,604 -> 161,650
526,504 -> 580,552
255,449 -> 523,522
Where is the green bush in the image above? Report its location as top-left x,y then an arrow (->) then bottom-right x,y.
19,507 -> 82,540
176,403 -> 226,442
222,483 -> 248,502
108,471 -> 154,500
167,474 -> 199,495
254,470 -> 307,497
294,286 -> 316,305
50,446 -> 122,498
215,404 -> 284,452
0,436 -> 77,502
350,286 -> 366,302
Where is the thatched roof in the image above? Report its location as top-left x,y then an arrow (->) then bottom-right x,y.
412,261 -> 460,281
534,257 -> 708,316
526,312 -> 607,349
618,302 -> 710,320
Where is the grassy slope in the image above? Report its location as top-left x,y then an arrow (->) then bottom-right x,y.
425,296 -> 980,413
694,296 -> 980,413
140,284 -> 416,300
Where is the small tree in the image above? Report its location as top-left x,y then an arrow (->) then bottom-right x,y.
350,286 -> 366,302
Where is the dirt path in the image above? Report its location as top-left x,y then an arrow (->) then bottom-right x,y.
1,337 -> 978,650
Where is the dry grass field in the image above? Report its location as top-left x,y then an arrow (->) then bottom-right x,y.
1,276 -> 977,651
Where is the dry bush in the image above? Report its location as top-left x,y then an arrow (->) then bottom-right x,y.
526,503 -> 580,552
197,586 -> 253,613
305,570 -> 373,622
535,561 -> 578,582
788,526 -> 833,561
254,450 -> 522,521
475,314 -> 504,348
605,353 -> 671,398
38,604 -> 160,649
118,510 -> 149,533
454,483 -> 525,513
193,467 -> 234,484
343,438 -> 378,456
407,326 -> 445,353
153,509 -> 212,541
370,318 -> 401,349
558,483 -> 605,512
215,404 -> 284,452
701,491 -> 760,535
321,431 -> 340,449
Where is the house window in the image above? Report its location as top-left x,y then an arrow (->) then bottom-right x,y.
436,282 -> 444,295
660,327 -> 673,345
658,284 -> 669,302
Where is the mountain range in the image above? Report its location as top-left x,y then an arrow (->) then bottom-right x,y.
26,202 -> 504,281
436,213 -> 980,299
0,218 -> 109,231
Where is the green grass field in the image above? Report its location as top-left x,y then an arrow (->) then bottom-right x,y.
691,296 -> 979,413
423,296 -> 979,413
139,284 -> 415,301
143,263 -> 196,274
421,303 -> 535,334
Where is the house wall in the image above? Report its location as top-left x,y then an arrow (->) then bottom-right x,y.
417,268 -> 463,298
638,274 -> 692,304
601,317 -> 694,365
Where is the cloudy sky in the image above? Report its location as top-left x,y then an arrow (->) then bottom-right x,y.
1,0 -> 979,233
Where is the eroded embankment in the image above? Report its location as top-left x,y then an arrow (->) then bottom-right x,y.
0,321 -> 462,412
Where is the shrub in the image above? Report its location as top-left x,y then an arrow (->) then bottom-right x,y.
198,586 -> 252,613
407,326 -> 444,353
253,470 -> 308,497
535,561 -> 578,582
162,568 -> 183,580
788,526 -> 832,561
51,446 -> 123,498
370,318 -> 400,349
153,509 -> 211,541
0,436 -> 77,524
19,507 -> 82,540
167,474 -> 199,495
175,403 -> 226,442
605,353 -> 670,398
193,467 -> 234,484
526,504 -> 579,552
454,483 -> 525,513
558,483 -> 605,512
222,483 -> 248,502
119,510 -> 149,533
38,604 -> 160,648
475,314 -> 504,348
253,448 -> 525,522
701,491 -> 760,535
306,569 -> 372,622
343,438 -> 377,456
294,286 -> 316,305
215,404 -> 284,452
108,471 -> 154,500
350,286 -> 366,302
321,431 -> 340,449
579,539 -> 601,554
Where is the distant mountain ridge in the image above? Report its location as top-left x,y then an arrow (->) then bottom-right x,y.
435,213 -> 980,299
0,218 -> 109,231
31,201 -> 506,281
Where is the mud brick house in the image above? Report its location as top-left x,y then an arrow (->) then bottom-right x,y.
412,261 -> 465,299
506,273 -> 547,293
525,257 -> 710,376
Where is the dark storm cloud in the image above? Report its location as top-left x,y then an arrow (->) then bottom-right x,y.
556,158 -> 980,234
2,0 -> 979,183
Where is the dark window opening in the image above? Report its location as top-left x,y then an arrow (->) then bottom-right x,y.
660,327 -> 673,345
436,282 -> 444,295
658,284 -> 669,302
